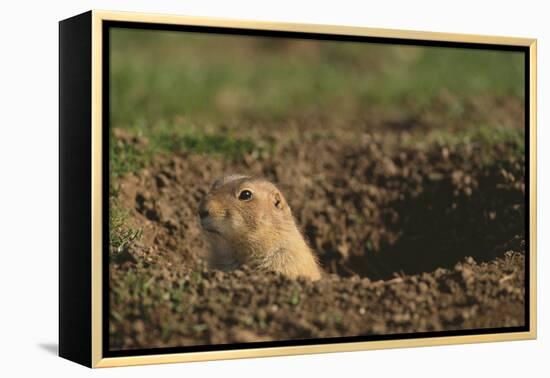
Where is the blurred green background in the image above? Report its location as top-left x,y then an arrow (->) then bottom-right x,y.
111,27 -> 524,129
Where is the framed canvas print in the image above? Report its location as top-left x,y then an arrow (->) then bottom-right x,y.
59,10 -> 537,368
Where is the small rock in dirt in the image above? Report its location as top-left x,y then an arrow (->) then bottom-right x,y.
155,174 -> 170,188
392,313 -> 411,324
418,282 -> 430,294
460,267 -> 475,285
230,328 -> 271,343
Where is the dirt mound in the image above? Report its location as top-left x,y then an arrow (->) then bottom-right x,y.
110,252 -> 524,349
109,127 -> 525,350
114,129 -> 525,277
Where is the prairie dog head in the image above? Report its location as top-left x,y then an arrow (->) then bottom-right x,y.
198,175 -> 297,266
199,175 -> 292,238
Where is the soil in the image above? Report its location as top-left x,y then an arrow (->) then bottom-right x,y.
109,123 -> 526,350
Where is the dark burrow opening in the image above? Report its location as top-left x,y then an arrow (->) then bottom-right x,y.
310,167 -> 525,281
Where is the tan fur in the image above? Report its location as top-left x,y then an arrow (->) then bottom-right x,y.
198,175 -> 322,280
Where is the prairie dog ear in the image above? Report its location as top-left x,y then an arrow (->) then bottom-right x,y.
272,189 -> 287,211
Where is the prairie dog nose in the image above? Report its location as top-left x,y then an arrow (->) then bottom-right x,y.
198,202 -> 210,219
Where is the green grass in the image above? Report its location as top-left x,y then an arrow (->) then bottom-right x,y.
402,124 -> 525,167
110,136 -> 145,180
109,203 -> 142,261
404,123 -> 524,150
109,124 -> 270,182
150,129 -> 261,158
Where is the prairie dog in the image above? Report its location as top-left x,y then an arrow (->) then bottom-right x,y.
198,175 -> 322,280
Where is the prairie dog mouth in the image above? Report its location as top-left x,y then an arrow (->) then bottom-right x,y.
200,218 -> 222,236
202,227 -> 222,236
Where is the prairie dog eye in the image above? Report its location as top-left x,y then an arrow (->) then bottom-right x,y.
238,189 -> 253,201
